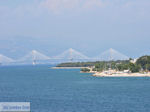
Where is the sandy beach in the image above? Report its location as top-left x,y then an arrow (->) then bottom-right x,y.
93,72 -> 150,77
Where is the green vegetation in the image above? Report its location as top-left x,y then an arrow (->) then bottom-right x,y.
116,63 -> 129,71
92,56 -> 150,73
56,62 -> 96,67
56,55 -> 150,73
56,60 -> 129,68
128,63 -> 141,73
136,55 -> 150,71
81,68 -> 90,72
115,62 -> 140,73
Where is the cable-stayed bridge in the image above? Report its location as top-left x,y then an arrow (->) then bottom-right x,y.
53,48 -> 89,62
0,48 -> 130,65
94,48 -> 129,61
0,54 -> 14,65
17,50 -> 51,65
15,48 -> 90,65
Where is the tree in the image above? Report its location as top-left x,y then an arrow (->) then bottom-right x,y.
136,56 -> 150,70
116,63 -> 129,71
81,68 -> 90,72
146,64 -> 150,71
129,63 -> 141,73
95,62 -> 106,70
111,62 -> 116,69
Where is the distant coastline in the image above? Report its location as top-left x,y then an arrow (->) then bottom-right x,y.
51,67 -> 88,69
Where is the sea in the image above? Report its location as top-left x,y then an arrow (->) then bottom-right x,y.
0,65 -> 150,112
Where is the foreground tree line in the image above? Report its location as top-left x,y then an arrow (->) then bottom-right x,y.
116,56 -> 150,73
56,55 -> 150,73
81,56 -> 150,73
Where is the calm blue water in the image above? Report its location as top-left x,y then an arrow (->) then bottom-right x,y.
0,65 -> 150,112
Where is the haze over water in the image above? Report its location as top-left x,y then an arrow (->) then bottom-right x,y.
0,65 -> 150,112
0,0 -> 150,58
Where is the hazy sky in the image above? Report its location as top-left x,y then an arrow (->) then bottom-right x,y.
0,0 -> 150,59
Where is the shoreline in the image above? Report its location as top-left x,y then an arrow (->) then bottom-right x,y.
51,67 -> 150,77
93,72 -> 150,77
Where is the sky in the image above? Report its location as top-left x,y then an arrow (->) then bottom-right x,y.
0,0 -> 150,59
